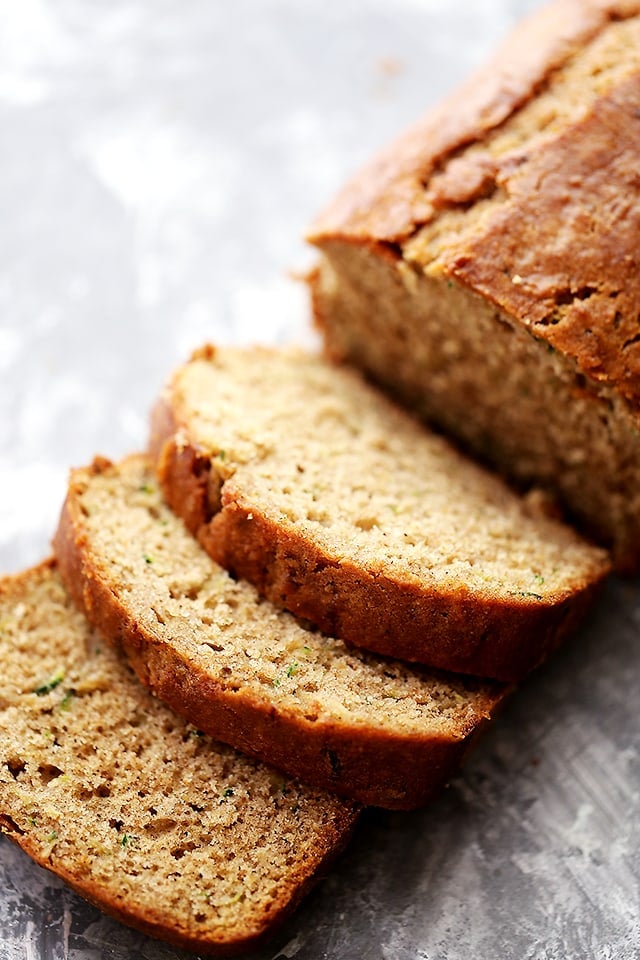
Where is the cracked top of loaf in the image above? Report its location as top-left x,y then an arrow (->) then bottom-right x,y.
309,0 -> 640,409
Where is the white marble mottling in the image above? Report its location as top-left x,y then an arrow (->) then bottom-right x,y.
1,0 -> 639,957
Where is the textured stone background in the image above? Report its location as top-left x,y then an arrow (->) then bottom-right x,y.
1,1 -> 639,957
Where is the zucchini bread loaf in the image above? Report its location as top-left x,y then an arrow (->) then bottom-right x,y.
308,0 -> 640,569
54,455 -> 505,810
150,345 -> 609,681
0,561 -> 357,954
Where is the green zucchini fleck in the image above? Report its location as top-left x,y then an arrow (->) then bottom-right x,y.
34,670 -> 65,696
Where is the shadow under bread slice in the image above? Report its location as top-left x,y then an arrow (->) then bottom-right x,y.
0,560 -> 357,956
53,455 -> 506,810
149,345 -> 610,682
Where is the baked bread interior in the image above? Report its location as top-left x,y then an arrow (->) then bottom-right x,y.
0,561 -> 357,954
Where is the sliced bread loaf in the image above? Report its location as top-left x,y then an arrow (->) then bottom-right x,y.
0,560 -> 357,955
54,455 -> 505,810
307,0 -> 640,570
149,345 -> 609,681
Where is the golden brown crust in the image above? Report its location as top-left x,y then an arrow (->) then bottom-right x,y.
441,72 -> 640,410
309,1 -> 640,414
150,395 -> 605,682
54,460 -> 505,809
308,0 -> 635,245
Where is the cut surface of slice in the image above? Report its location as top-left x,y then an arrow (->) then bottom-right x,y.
149,345 -> 610,680
54,455 -> 505,810
0,561 -> 357,955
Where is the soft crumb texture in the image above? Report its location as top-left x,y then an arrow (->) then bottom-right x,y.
0,562 -> 357,955
150,345 -> 609,680
54,455 -> 505,809
308,2 -> 640,569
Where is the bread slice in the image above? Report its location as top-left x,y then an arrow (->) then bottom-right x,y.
0,560 -> 357,954
54,454 -> 504,810
149,345 -> 609,681
307,0 -> 640,570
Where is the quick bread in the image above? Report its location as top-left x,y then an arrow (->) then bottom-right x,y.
149,345 -> 609,681
0,561 -> 357,955
308,0 -> 640,569
54,455 -> 505,809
